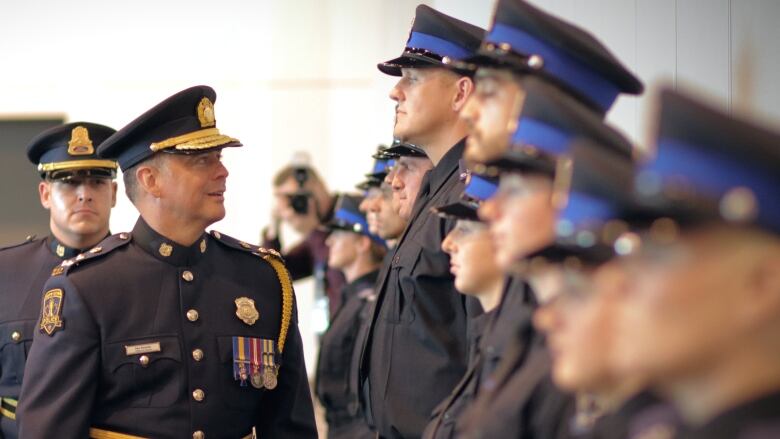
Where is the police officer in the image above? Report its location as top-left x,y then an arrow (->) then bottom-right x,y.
357,6 -> 485,437
18,86 -> 317,438
612,89 -> 780,439
316,194 -> 386,439
0,122 -> 117,438
421,173 -> 505,439
459,75 -> 637,438
357,146 -> 406,247
530,140 -> 679,439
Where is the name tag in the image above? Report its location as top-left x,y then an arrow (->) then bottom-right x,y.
124,342 -> 161,356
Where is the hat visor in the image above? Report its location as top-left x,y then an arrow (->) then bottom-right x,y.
431,201 -> 480,222
454,49 -> 531,73
528,240 -> 615,266
479,151 -> 556,177
383,144 -> 426,158
378,53 -> 443,76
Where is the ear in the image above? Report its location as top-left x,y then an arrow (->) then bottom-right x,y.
39,180 -> 52,210
110,181 -> 118,207
136,164 -> 162,199
741,250 -> 780,327
358,235 -> 372,253
452,76 -> 475,112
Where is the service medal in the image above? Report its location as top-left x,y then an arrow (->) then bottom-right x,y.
263,368 -> 278,390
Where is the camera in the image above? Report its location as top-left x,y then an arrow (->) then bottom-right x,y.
289,167 -> 311,214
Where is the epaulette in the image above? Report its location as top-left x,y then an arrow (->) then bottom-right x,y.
0,234 -> 37,252
208,230 -> 284,261
50,232 -> 133,277
209,230 -> 293,354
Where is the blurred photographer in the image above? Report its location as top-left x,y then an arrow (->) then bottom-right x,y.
263,155 -> 344,317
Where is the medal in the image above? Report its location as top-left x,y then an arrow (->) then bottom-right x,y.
261,338 -> 278,390
232,336 -> 250,386
263,367 -> 278,390
249,338 -> 263,389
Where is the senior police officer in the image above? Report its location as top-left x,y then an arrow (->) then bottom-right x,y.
357,5 -> 485,438
0,122 -> 117,438
17,86 -> 317,439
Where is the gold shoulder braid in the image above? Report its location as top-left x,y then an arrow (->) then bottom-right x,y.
261,255 -> 293,353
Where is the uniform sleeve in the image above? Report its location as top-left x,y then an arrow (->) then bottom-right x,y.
17,276 -> 100,439
255,300 -> 317,438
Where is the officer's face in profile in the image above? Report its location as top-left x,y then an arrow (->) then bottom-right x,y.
442,220 -> 503,300
155,150 -> 229,227
39,175 -> 117,244
390,67 -> 464,145
461,69 -> 525,165
389,156 -> 433,220
325,230 -> 360,271
480,173 -> 557,270
612,225 -> 780,389
367,183 -> 406,240
534,260 -> 629,392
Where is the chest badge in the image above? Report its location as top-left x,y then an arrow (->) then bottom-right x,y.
235,297 -> 259,326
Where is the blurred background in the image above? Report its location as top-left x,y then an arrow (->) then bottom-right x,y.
1,0 -> 779,375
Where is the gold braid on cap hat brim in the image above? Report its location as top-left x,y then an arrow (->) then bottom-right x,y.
38,159 -> 118,173
149,128 -> 240,152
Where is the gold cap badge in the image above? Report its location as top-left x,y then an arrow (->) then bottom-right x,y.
197,97 -> 217,128
67,126 -> 95,156
235,297 -> 259,326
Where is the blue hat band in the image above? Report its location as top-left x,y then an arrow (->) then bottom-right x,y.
407,31 -> 472,60
511,117 -> 573,156
559,190 -> 618,226
372,159 -> 393,174
488,23 -> 621,112
334,209 -> 386,245
465,174 -> 498,201
649,138 -> 780,230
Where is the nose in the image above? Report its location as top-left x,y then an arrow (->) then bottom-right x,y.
76,183 -> 93,203
532,301 -> 560,334
389,79 -> 403,102
215,159 -> 229,180
359,197 -> 371,213
441,231 -> 456,254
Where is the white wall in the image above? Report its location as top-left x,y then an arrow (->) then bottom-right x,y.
2,0 -> 779,376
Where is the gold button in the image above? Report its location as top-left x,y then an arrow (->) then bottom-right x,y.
213,231 -> 221,239
89,246 -> 103,254
192,349 -> 204,362
139,355 -> 150,367
182,271 -> 194,282
11,331 -> 21,342
193,431 -> 205,439
75,254 -> 86,261
239,241 -> 251,249
192,388 -> 205,402
119,233 -> 129,240
186,309 -> 199,322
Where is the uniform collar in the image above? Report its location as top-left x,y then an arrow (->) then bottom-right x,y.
132,217 -> 209,267
47,234 -> 107,260
427,138 -> 466,197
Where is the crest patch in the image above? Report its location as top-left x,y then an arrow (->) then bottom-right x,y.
40,288 -> 64,336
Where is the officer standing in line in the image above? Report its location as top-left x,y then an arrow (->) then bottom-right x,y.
357,146 -> 406,247
17,86 -> 317,439
459,75 -> 636,439
530,139 -> 679,439
0,122 -> 117,439
612,89 -> 780,439
316,194 -> 386,439
357,5 -> 485,438
421,173 -> 505,439
381,141 -> 433,221
448,0 -> 646,406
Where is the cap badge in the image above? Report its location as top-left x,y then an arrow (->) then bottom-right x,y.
67,126 -> 95,156
56,244 -> 65,258
235,297 -> 259,326
197,97 -> 217,128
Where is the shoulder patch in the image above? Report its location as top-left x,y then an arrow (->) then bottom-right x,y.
51,232 -> 132,276
40,288 -> 65,335
0,234 -> 37,252
209,230 -> 284,261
